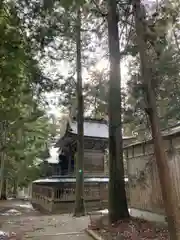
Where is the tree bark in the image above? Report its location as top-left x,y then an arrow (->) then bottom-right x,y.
0,121 -> 7,200
0,178 -> 7,200
0,152 -> 5,200
12,179 -> 17,198
133,1 -> 180,239
74,8 -> 85,217
107,0 -> 129,223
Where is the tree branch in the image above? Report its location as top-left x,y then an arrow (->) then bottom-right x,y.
91,0 -> 107,17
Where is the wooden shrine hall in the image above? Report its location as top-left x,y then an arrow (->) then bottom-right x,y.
31,118 -> 133,213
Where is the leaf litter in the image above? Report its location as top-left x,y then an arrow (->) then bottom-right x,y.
88,215 -> 169,239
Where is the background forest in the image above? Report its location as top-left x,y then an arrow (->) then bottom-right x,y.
0,0 -> 180,201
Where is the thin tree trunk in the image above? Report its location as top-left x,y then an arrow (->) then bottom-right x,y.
0,121 -> 7,200
74,7 -> 85,217
12,179 -> 17,198
1,179 -> 7,200
0,152 -> 5,200
107,0 -> 129,223
133,1 -> 180,239
173,29 -> 180,53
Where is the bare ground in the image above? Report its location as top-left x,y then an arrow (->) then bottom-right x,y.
0,200 -> 92,240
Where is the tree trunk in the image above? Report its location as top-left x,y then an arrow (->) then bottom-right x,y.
133,1 -> 180,239
74,8 -> 85,217
107,0 -> 129,223
0,178 -> 7,200
12,179 -> 17,198
0,152 -> 5,200
0,121 -> 7,200
173,29 -> 180,53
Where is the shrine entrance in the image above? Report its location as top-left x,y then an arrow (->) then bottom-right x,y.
59,154 -> 68,175
58,153 -> 75,175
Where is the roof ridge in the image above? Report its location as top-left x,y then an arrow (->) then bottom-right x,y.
161,122 -> 180,132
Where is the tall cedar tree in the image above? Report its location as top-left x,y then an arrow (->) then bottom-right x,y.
133,0 -> 180,239
107,0 -> 129,222
74,8 -> 85,216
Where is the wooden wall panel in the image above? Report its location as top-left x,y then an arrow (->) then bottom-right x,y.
126,137 -> 180,215
84,150 -> 104,173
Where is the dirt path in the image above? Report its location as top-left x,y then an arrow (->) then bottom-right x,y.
0,200 -> 92,240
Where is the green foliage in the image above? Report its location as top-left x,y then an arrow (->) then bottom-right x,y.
60,0 -> 85,9
84,69 -> 108,118
6,115 -> 54,187
0,1 -> 59,193
124,39 -> 180,139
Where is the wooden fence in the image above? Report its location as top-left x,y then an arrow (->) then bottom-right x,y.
124,133 -> 180,215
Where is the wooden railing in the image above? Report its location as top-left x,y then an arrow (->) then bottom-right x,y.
53,184 -> 102,201
31,185 -> 54,212
31,178 -> 109,213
